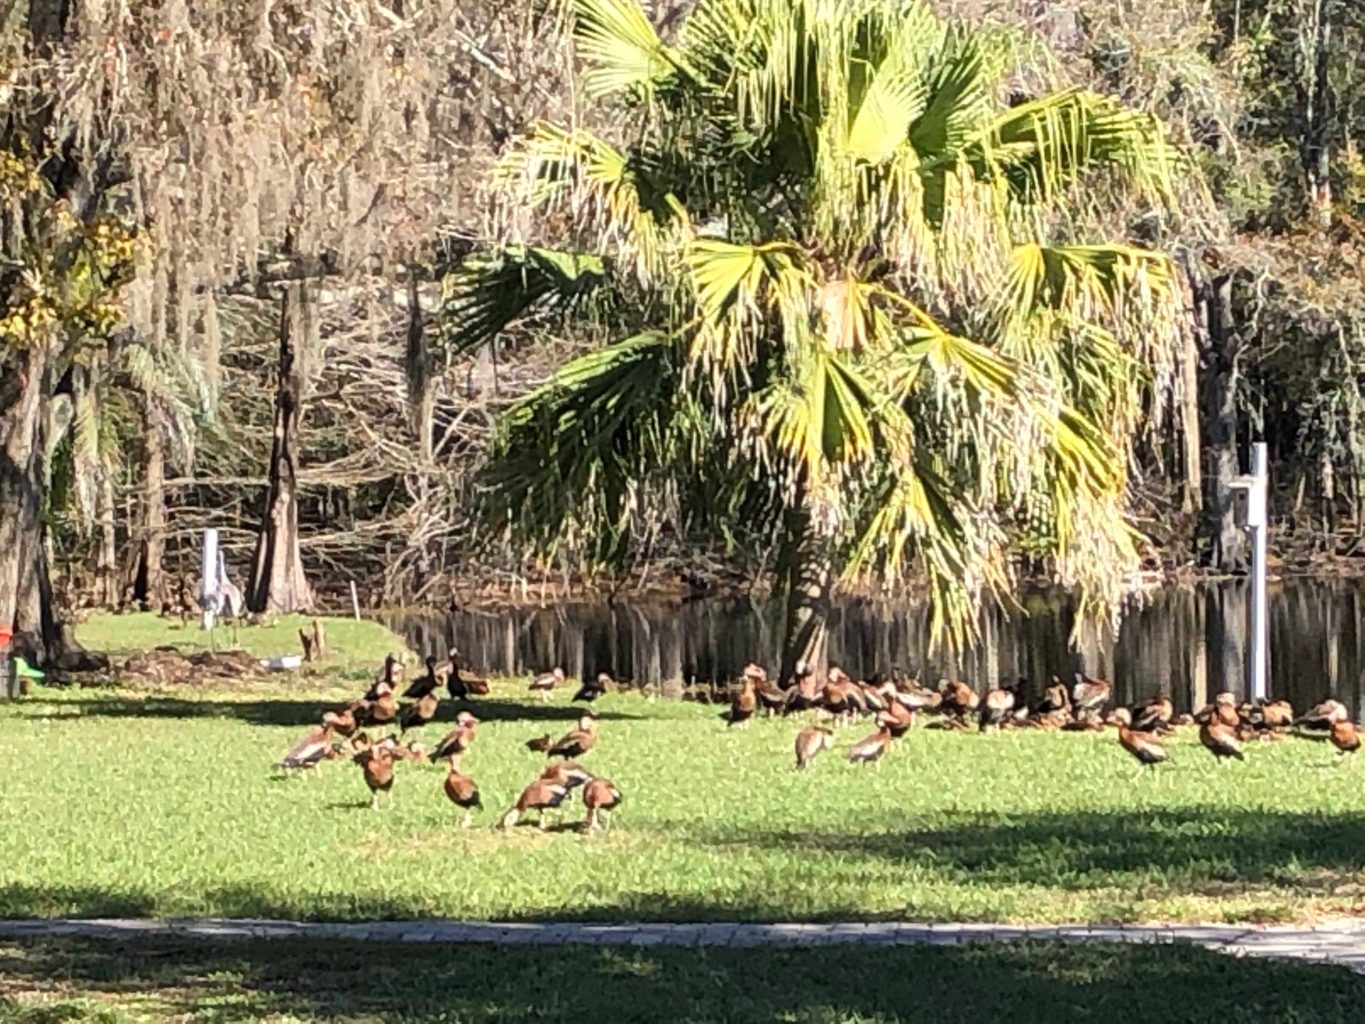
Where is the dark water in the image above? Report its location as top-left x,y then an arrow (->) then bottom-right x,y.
387,578 -> 1365,717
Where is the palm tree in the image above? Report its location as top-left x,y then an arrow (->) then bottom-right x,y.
440,0 -> 1185,683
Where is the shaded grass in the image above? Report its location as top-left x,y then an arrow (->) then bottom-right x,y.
0,612 -> 1356,925
0,936 -> 1362,1023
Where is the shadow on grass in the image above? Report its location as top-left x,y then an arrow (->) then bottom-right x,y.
0,934 -> 1360,1023
15,698 -> 644,728
688,807 -> 1365,895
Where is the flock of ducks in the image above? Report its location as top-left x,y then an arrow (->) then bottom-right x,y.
726,662 -> 1361,772
276,652 -> 1361,830
275,652 -> 622,832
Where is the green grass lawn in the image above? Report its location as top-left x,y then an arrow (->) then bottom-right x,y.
0,937 -> 1361,1023
0,612 -> 1360,925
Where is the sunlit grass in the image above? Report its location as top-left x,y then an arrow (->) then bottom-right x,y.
0,937 -> 1361,1023
0,613 -> 1359,925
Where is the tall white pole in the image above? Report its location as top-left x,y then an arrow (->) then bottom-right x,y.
1248,443 -> 1269,701
201,528 -> 219,631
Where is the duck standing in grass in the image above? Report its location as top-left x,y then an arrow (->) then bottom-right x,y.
540,760 -> 595,790
363,685 -> 398,728
1199,716 -> 1245,764
747,664 -> 785,717
1114,710 -> 1169,773
443,755 -> 482,828
573,673 -> 614,703
429,711 -> 479,762
276,724 -> 333,777
403,656 -> 443,700
547,714 -> 598,759
1330,720 -> 1360,760
728,671 -> 757,727
399,690 -> 439,732
529,667 -> 565,702
446,649 -> 490,700
495,779 -> 571,831
1295,699 -> 1349,737
582,777 -> 622,832
355,744 -> 396,810
322,701 -> 362,738
794,725 -> 834,770
1071,672 -> 1112,723
847,722 -> 893,766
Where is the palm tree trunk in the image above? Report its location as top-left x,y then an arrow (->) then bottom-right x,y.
778,507 -> 833,689
96,466 -> 118,608
248,285 -> 314,614
133,395 -> 166,611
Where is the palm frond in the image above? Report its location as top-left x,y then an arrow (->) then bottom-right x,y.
437,247 -> 609,358
573,0 -> 685,99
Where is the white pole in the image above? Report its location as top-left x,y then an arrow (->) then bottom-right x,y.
1248,442 -> 1269,701
200,528 -> 219,631
350,580 -> 361,621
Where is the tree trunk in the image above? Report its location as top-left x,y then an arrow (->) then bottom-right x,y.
96,465 -> 118,608
1196,268 -> 1244,570
248,285 -> 314,614
1299,0 -> 1336,228
777,508 -> 832,691
133,395 -> 166,611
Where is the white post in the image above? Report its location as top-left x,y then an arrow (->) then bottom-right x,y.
200,528 -> 219,631
350,580 -> 361,621
1247,443 -> 1269,701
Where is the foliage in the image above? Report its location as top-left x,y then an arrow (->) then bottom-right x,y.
445,0 -> 1189,646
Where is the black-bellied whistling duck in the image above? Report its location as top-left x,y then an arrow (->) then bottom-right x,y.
1072,672 -> 1111,721
322,701 -> 362,738
277,725 -> 333,776
443,755 -> 482,828
729,672 -> 757,727
1330,720 -> 1360,758
1199,717 -> 1245,763
794,725 -> 834,770
877,686 -> 914,737
847,723 -> 893,766
495,779 -> 570,830
978,680 -> 1021,732
573,672 -> 614,703
548,714 -> 598,758
429,711 -> 478,762
525,733 -> 552,753
529,667 -> 566,702
446,649 -> 490,700
582,777 -> 622,832
745,664 -> 784,716
399,690 -> 439,732
1296,699 -> 1349,735
355,745 -> 396,810
365,653 -> 403,700
1115,711 -> 1169,772
403,656 -> 442,700
1131,694 -> 1174,734
1036,678 -> 1070,716
937,679 -> 978,721
540,759 -> 594,790
821,675 -> 867,724
1196,692 -> 1240,729
783,664 -> 821,713
363,686 -> 397,728
1244,698 -> 1294,731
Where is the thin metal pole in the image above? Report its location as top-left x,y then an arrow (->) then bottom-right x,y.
200,528 -> 219,631
1248,443 -> 1269,701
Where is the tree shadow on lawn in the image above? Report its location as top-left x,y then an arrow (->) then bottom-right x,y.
14,698 -> 644,728
695,807 -> 1365,894
0,933 -> 1360,1023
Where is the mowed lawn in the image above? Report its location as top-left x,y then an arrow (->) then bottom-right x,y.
1,937 -> 1363,1024
0,613 -> 1361,924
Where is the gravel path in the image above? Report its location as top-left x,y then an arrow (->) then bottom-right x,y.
1,918 -> 1363,972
